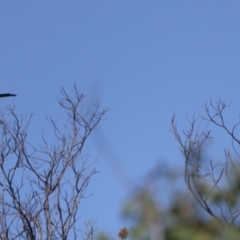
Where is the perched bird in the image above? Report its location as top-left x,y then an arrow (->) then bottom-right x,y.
0,93 -> 16,98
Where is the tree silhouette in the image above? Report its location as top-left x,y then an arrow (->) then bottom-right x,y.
171,100 -> 240,226
0,84 -> 108,240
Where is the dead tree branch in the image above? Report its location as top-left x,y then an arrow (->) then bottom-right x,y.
0,84 -> 108,240
171,99 -> 240,226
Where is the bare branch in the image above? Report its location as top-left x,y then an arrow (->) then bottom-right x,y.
171,100 -> 240,226
0,85 -> 108,239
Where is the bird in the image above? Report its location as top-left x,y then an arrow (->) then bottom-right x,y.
0,93 -> 16,98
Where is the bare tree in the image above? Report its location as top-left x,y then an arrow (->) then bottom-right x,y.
171,99 -> 240,226
0,84 -> 108,240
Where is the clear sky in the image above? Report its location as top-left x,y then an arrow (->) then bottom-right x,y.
1,1 -> 240,237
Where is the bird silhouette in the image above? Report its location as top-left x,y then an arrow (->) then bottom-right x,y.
0,93 -> 16,98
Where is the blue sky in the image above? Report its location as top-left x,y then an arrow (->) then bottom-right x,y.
1,1 -> 240,237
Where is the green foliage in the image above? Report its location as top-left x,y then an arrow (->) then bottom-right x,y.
115,166 -> 240,240
122,189 -> 161,239
100,100 -> 240,239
